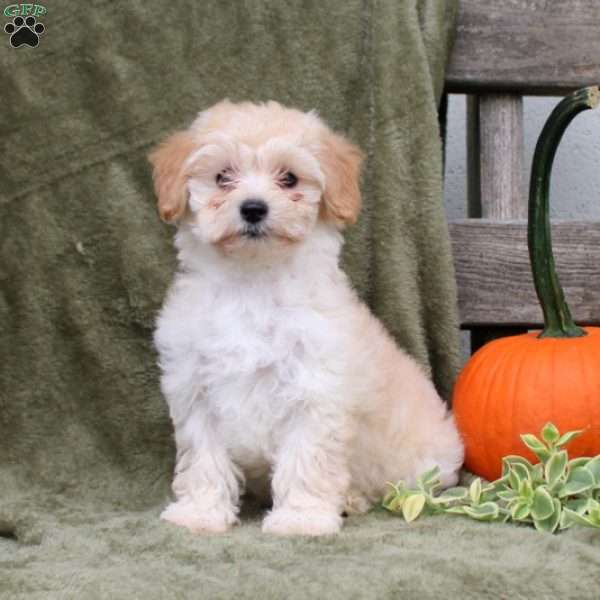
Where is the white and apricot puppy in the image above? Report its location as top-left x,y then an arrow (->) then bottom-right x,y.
150,101 -> 463,536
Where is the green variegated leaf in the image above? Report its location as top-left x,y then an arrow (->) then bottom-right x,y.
497,490 -> 517,502
520,446 -> 552,464
555,430 -> 583,448
382,488 -> 397,506
382,481 -> 407,510
559,482 -> 590,498
588,498 -> 600,511
483,477 -> 510,500
545,450 -> 568,487
566,498 -> 590,514
402,493 -> 426,523
483,482 -> 499,495
531,486 -> 554,521
503,455 -> 534,472
508,464 -> 531,490
420,481 -> 441,495
569,465 -> 595,484
508,467 -> 521,490
512,462 -> 532,483
520,434 -> 547,453
385,481 -> 406,496
428,482 -> 441,495
418,465 -> 441,484
488,473 -> 511,491
541,422 -> 560,446
417,466 -> 441,494
562,508 -> 600,529
464,502 -> 500,521
568,457 -> 591,470
481,491 -> 500,504
511,502 -> 531,521
505,496 -> 520,508
518,479 -> 534,501
588,507 -> 600,526
444,505 -> 466,515
537,448 -> 552,463
585,455 -> 600,484
559,467 -> 595,497
463,502 -> 500,521
559,509 -> 573,530
385,496 -> 404,513
469,478 -> 482,505
532,464 -> 545,483
432,487 -> 468,504
439,486 -> 469,498
533,499 -> 561,534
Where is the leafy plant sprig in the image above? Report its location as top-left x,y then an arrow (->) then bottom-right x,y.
382,423 -> 600,533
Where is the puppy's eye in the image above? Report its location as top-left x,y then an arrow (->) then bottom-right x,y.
216,170 -> 235,188
279,171 -> 298,189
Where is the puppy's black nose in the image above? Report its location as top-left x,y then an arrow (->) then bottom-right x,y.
240,199 -> 268,224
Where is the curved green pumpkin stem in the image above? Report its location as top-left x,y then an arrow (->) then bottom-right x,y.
528,86 -> 600,338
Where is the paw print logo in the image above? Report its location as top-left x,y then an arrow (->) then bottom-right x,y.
4,15 -> 45,48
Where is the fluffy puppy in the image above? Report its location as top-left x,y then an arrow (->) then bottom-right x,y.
150,100 -> 463,536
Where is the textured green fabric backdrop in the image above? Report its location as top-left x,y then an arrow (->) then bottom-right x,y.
3,2 -> 596,599
0,0 -> 458,509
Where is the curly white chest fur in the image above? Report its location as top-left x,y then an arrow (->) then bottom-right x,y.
155,225 -> 355,472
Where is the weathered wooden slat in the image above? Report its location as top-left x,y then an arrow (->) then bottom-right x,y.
479,96 -> 525,218
446,0 -> 600,95
450,219 -> 600,327
468,95 -> 526,219
465,95 -> 527,351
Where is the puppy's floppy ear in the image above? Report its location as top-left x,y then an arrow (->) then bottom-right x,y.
319,131 -> 364,227
148,130 -> 197,223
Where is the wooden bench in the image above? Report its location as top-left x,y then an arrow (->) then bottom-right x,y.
444,0 -> 600,353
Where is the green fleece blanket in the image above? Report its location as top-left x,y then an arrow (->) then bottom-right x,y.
4,1 -> 597,598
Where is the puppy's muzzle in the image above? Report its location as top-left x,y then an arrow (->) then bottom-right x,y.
240,199 -> 268,224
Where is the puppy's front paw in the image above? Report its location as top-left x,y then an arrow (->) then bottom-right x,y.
262,508 -> 342,536
160,499 -> 237,534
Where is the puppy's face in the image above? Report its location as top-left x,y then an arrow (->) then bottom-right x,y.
149,101 -> 363,259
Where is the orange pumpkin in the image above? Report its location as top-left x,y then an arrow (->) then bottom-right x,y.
453,87 -> 600,481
